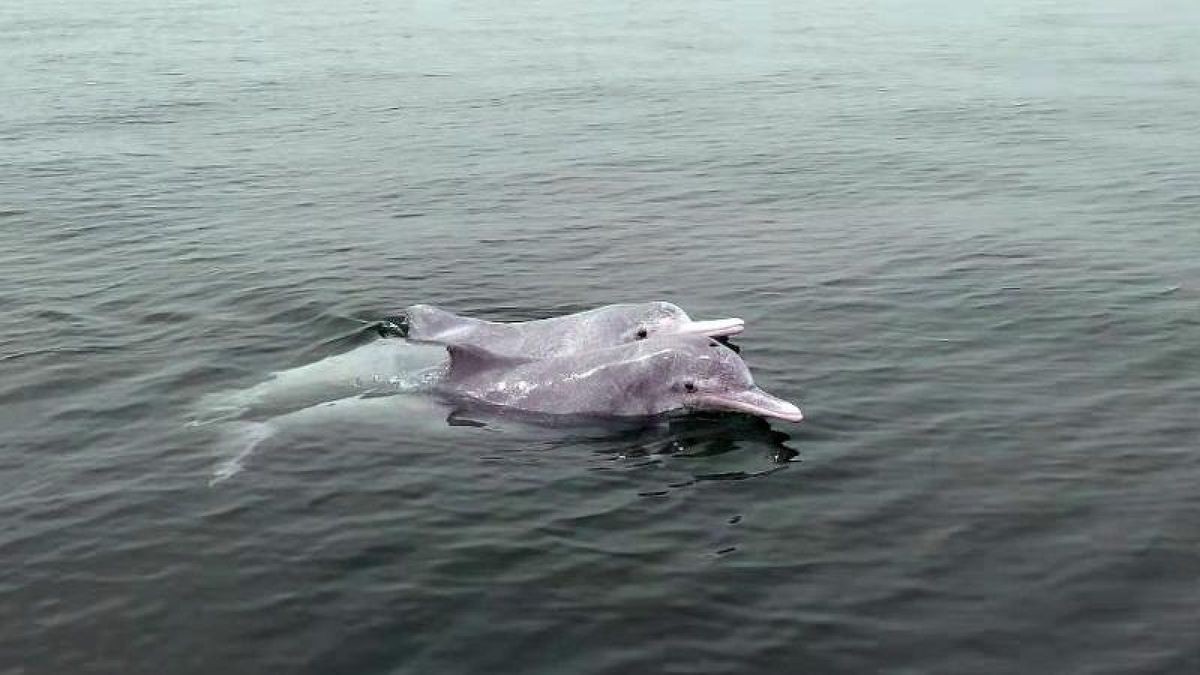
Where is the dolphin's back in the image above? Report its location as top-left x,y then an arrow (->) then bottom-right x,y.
403,304 -> 622,359
402,305 -> 488,341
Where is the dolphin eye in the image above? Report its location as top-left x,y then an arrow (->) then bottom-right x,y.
635,328 -> 648,339
683,381 -> 696,393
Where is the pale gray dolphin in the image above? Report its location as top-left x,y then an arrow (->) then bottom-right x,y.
193,338 -> 446,424
439,334 -> 802,422
399,302 -> 745,359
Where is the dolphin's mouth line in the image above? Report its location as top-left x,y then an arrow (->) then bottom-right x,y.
677,318 -> 746,339
690,389 -> 803,423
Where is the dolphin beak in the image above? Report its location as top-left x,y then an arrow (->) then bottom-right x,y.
694,387 -> 803,423
676,318 -> 746,339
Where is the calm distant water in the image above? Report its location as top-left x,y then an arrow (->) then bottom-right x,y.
3,0 -> 1199,672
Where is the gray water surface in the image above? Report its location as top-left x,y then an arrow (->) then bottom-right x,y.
3,0 -> 1200,672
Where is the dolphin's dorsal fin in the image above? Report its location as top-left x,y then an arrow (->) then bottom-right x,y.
445,343 -> 531,377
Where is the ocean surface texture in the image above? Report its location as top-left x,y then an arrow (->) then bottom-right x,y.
3,0 -> 1199,672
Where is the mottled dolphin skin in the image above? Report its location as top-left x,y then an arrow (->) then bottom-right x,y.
400,302 -> 745,359
440,334 -> 802,422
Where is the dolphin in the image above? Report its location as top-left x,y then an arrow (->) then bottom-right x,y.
397,302 -> 745,359
193,338 -> 446,423
439,334 -> 803,423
